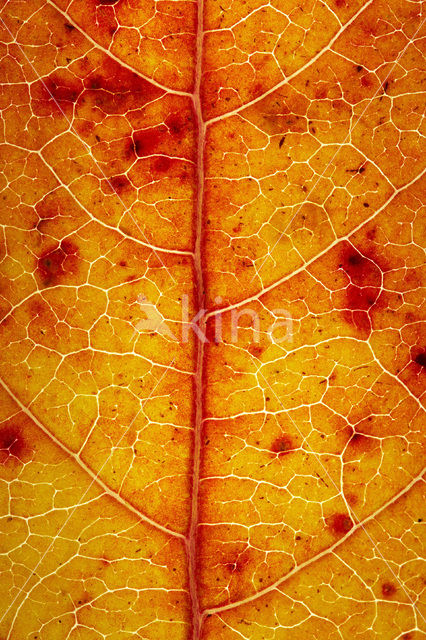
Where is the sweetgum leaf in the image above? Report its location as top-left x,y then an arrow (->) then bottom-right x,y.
0,0 -> 424,638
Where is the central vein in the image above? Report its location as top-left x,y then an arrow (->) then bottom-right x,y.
187,0 -> 206,637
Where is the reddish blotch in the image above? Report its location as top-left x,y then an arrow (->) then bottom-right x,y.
32,73 -> 84,116
0,426 -> 26,464
271,435 -> 296,456
37,239 -> 79,287
329,513 -> 353,535
339,244 -> 382,334
381,582 -> 397,597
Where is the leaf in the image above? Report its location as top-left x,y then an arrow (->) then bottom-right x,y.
0,0 -> 424,639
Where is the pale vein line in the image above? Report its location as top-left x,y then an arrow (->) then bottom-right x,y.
205,0 -> 375,126
45,0 -> 192,97
0,376 -> 185,540
206,167 -> 425,318
202,470 -> 425,617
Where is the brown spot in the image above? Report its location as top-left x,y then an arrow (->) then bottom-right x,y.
248,344 -> 264,358
339,243 -> 382,335
84,59 -> 162,114
0,426 -> 26,464
37,239 -> 79,287
381,582 -> 397,597
165,113 -> 189,136
154,156 -> 172,173
315,85 -> 328,100
329,513 -> 353,535
271,435 -> 295,456
347,432 -> 376,456
100,557 -> 112,567
224,549 -> 251,575
252,82 -> 265,97
361,74 -> 373,88
413,350 -> 426,368
346,493 -> 358,507
76,592 -> 91,607
108,174 -> 131,194
31,72 -> 83,116
122,136 -> 137,161
133,128 -> 163,157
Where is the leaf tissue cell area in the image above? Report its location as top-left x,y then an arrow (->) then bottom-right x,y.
0,0 -> 424,638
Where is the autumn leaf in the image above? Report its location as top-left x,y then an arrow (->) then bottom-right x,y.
0,0 -> 424,638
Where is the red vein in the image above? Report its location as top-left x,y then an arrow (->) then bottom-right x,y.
187,0 -> 206,638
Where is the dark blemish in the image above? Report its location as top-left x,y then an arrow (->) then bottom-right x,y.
123,136 -> 137,160
363,202 -> 369,207
329,513 -> 353,535
37,239 -> 79,287
133,129 -> 162,157
414,351 -> 426,368
279,136 -> 285,148
347,432 -> 376,457
32,73 -> 83,116
346,493 -> 358,506
0,426 -> 26,463
248,344 -> 264,358
84,60 -> 162,114
356,65 -> 363,72
271,435 -> 295,456
86,75 -> 103,91
381,582 -> 396,597
154,156 -> 172,173
224,551 -> 250,574
109,174 -> 131,193
383,81 -> 389,93
64,23 -> 75,31
347,165 -> 367,174
339,244 -> 382,333
165,113 -> 188,136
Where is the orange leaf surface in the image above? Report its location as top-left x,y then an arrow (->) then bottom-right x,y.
0,0 -> 425,638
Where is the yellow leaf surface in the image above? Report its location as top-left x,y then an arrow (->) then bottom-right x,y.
0,0 -> 424,638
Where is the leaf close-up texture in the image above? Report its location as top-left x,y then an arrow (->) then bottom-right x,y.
0,0 -> 425,638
